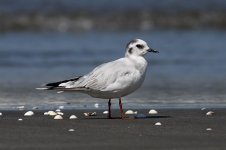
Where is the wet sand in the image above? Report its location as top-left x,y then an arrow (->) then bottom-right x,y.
0,108 -> 225,150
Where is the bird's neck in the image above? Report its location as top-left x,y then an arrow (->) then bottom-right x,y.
127,55 -> 148,73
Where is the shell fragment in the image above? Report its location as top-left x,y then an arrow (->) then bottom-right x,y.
206,111 -> 214,116
155,122 -> 162,126
18,118 -> 23,121
24,111 -> 34,116
84,112 -> 97,116
149,109 -> 158,115
54,115 -> 63,120
103,111 -> 109,114
69,115 -> 78,119
48,111 -> 57,116
125,110 -> 137,115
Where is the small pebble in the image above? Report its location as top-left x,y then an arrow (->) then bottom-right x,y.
125,110 -> 135,115
68,129 -> 75,132
149,109 -> 158,115
103,111 -> 109,114
0,112 -> 2,116
18,118 -> 23,121
55,109 -> 61,112
48,111 -> 57,116
94,103 -> 99,108
69,115 -> 77,119
54,115 -> 63,120
206,128 -> 212,131
57,91 -> 64,94
201,108 -> 206,111
84,112 -> 96,116
24,111 -> 34,116
206,111 -> 214,116
155,122 -> 162,126
44,112 -> 49,115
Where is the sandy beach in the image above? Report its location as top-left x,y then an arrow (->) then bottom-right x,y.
0,108 -> 225,150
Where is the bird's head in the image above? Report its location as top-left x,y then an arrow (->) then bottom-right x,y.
125,39 -> 158,57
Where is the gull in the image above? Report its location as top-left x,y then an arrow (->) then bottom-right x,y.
37,39 -> 158,119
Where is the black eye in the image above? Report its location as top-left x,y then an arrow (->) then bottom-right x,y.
136,44 -> 144,49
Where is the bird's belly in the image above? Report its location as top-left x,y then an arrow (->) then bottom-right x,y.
88,75 -> 145,99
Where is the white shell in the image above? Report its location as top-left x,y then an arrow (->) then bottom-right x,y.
149,109 -> 158,114
24,111 -> 34,116
44,112 -> 49,115
17,106 -> 25,110
206,111 -> 214,116
68,129 -> 75,132
84,112 -> 97,116
125,110 -> 135,115
32,106 -> 38,110
201,108 -> 206,111
57,91 -> 64,94
0,112 -> 2,116
69,115 -> 77,119
55,109 -> 61,112
54,115 -> 63,120
57,112 -> 64,115
94,103 -> 99,108
59,106 -> 64,109
206,128 -> 212,131
18,118 -> 23,121
103,111 -> 109,114
48,111 -> 57,116
155,122 -> 162,126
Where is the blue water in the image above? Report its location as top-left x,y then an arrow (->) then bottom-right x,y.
0,30 -> 226,108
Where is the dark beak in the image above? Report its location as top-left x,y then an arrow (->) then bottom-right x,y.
147,48 -> 159,53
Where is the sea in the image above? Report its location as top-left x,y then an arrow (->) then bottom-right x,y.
0,0 -> 226,109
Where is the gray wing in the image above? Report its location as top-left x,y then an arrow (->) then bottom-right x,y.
59,58 -> 139,92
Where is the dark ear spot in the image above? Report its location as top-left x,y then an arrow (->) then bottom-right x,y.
128,48 -> 133,54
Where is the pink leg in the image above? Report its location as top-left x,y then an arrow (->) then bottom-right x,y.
119,97 -> 125,119
108,99 -> 112,119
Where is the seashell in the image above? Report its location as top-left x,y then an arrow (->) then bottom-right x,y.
68,129 -> 75,132
57,112 -> 64,115
149,109 -> 158,115
59,106 -> 64,109
44,112 -> 49,115
48,111 -> 57,116
24,111 -> 34,116
0,112 -> 2,116
206,111 -> 214,116
18,118 -> 23,121
155,122 -> 162,126
57,91 -> 64,94
125,110 -> 135,115
94,103 -> 99,108
69,115 -> 78,119
55,109 -> 61,112
32,106 -> 38,110
206,128 -> 212,131
17,106 -> 25,110
54,115 -> 63,120
201,108 -> 206,111
84,112 -> 96,116
103,111 -> 109,114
